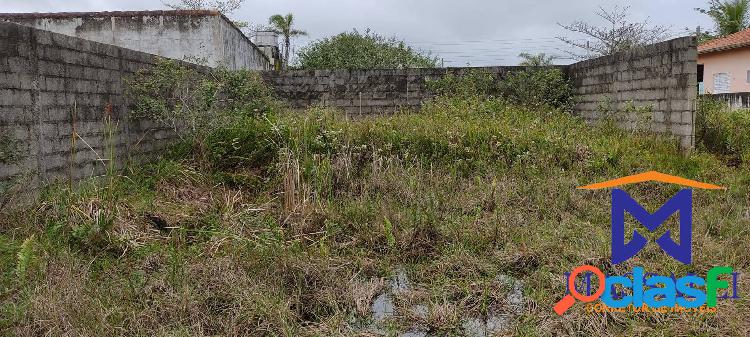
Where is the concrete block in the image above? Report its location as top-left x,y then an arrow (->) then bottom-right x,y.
653,111 -> 665,122
669,111 -> 682,123
2,89 -> 32,106
681,111 -> 694,124
669,123 -> 693,136
7,57 -> 32,73
44,76 -> 65,92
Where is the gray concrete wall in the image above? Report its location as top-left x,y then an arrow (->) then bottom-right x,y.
261,67 -> 528,116
0,10 -> 271,71
0,21 -> 200,192
567,36 -> 698,149
263,37 -> 698,148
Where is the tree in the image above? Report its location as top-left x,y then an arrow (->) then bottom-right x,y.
296,29 -> 438,70
558,6 -> 670,60
518,53 -> 555,66
268,14 -> 307,69
696,0 -> 750,37
165,0 -> 243,14
165,0 -> 248,28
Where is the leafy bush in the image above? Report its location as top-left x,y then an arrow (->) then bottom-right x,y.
696,97 -> 750,165
498,67 -> 575,111
216,68 -> 277,115
426,70 -> 499,98
202,117 -> 279,170
126,59 -> 277,138
296,29 -> 437,69
272,96 -> 689,176
426,68 -> 575,111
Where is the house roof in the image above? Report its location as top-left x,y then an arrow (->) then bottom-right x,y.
699,27 -> 750,54
577,171 -> 725,190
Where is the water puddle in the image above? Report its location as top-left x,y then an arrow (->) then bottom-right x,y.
366,267 -> 525,336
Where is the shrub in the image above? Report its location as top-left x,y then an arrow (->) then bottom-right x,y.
126,59 -> 216,136
126,59 -> 277,138
696,97 -> 750,165
296,29 -> 437,69
426,70 -> 499,98
426,68 -> 575,111
215,68 -> 277,116
498,67 -> 575,111
202,117 -> 280,170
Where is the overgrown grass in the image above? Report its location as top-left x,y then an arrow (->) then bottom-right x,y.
1,95 -> 749,336
697,97 -> 750,166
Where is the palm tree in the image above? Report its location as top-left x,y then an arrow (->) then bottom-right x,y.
268,14 -> 307,69
697,0 -> 750,37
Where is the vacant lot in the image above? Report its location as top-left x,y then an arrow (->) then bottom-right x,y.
1,87 -> 749,336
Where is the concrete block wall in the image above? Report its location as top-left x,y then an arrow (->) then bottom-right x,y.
0,21 -> 196,190
566,36 -> 698,149
263,37 -> 698,148
261,67 -> 527,116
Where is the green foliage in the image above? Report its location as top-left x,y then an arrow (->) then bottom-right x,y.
0,134 -> 20,165
383,217 -> 396,249
623,100 -> 655,133
426,68 -> 574,111
215,68 -> 277,115
15,235 -> 35,283
201,117 -> 279,170
126,58 -> 276,138
426,70 -> 499,98
518,53 -> 555,66
296,29 -> 438,69
267,97 -> 689,176
268,13 -> 307,69
697,97 -> 750,164
499,68 -> 575,111
3,96 -> 750,335
696,0 -> 750,37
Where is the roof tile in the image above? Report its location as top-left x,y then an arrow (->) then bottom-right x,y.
699,27 -> 750,54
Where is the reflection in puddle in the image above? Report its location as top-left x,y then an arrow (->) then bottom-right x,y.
371,292 -> 395,322
367,267 -> 524,336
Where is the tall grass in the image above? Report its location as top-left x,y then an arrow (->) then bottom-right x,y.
0,94 -> 748,336
697,97 -> 750,166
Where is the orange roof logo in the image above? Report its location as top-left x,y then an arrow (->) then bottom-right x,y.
578,171 -> 725,190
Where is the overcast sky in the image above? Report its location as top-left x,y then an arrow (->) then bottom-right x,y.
2,0 -> 715,66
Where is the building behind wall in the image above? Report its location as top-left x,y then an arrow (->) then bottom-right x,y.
0,10 -> 273,70
253,30 -> 282,70
698,27 -> 750,94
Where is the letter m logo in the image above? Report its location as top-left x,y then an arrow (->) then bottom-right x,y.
611,189 -> 693,265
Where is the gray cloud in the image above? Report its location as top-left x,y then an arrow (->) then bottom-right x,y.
2,0 -> 714,65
